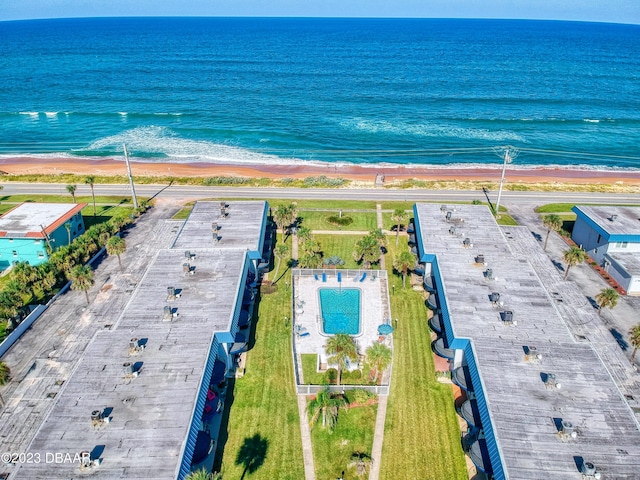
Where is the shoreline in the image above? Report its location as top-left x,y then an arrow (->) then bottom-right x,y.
1,156 -> 640,186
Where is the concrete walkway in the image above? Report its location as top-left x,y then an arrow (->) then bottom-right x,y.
368,394 -> 389,480
368,203 -> 389,480
376,204 -> 386,270
297,394 -> 317,480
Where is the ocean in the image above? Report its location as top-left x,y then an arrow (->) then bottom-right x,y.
0,17 -> 639,170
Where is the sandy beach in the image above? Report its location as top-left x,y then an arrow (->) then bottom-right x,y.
1,156 -> 639,187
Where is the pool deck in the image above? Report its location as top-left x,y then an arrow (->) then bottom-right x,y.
292,270 -> 390,376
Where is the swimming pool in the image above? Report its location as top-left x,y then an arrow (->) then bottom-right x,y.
319,288 -> 361,335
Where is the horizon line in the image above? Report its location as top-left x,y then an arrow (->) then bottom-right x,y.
1,15 -> 639,27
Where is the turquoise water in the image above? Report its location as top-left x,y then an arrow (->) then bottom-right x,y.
1,18 -> 639,169
319,288 -> 361,335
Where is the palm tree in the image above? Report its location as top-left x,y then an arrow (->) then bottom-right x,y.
106,236 -> 126,272
393,250 -> 415,289
272,243 -> 289,281
84,175 -> 97,216
348,451 -> 373,478
542,214 -> 562,251
308,386 -> 348,433
69,265 -> 94,304
273,204 -> 297,237
595,287 -> 619,316
629,324 -> 640,363
297,225 -> 312,242
365,342 -> 392,383
562,246 -> 587,280
66,184 -> 77,203
391,208 -> 409,246
369,228 -> 388,249
325,334 -> 358,386
0,362 -> 10,385
64,221 -> 72,245
353,234 -> 381,269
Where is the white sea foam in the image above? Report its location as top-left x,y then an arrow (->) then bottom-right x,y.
342,118 -> 527,142
19,111 -> 40,118
44,112 -> 58,118
583,119 -> 600,123
84,126 -> 304,166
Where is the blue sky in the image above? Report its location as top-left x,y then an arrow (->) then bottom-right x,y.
0,0 -> 639,24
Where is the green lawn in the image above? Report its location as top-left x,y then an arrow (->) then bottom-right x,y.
300,354 -> 373,386
217,235 -> 304,479
0,194 -> 137,204
82,205 -> 134,228
380,240 -> 468,480
298,210 -> 377,232
534,203 -> 640,213
310,402 -> 377,480
314,234 -> 375,270
495,213 -> 519,226
171,206 -> 193,220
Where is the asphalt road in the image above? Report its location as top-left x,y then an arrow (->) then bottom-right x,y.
2,182 -> 640,206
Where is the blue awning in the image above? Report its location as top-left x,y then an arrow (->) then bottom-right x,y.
211,360 -> 226,385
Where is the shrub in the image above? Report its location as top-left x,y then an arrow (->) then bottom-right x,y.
327,215 -> 354,226
324,368 -> 338,384
351,388 -> 375,404
303,176 -> 348,187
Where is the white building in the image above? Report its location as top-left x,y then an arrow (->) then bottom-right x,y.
571,206 -> 640,295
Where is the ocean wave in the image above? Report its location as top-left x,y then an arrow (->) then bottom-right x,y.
44,112 -> 58,118
81,126 -> 304,166
342,118 -> 527,142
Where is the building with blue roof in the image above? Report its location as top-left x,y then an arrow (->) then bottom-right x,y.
572,206 -> 640,294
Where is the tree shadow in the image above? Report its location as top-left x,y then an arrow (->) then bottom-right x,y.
610,328 -> 629,351
531,231 -> 542,242
551,259 -> 565,272
235,434 -> 268,480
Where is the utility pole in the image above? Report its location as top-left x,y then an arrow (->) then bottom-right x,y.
123,143 -> 138,209
494,146 -> 517,216
40,225 -> 53,252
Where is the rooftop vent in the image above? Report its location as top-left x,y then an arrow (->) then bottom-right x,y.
220,203 -> 228,217
581,461 -> 601,479
183,263 -> 194,275
129,337 -> 144,353
524,345 -> 542,362
463,237 -> 472,248
475,254 -> 485,264
609,214 -> 618,222
167,286 -> 176,300
449,226 -> 456,235
123,362 -> 140,378
446,211 -> 452,221
501,310 -> 516,326
212,222 -> 218,232
543,372 -> 561,389
489,292 -> 500,303
91,408 -> 111,426
485,268 -> 494,280
184,250 -> 191,260
561,420 -> 577,438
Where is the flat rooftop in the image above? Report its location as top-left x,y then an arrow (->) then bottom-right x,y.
574,205 -> 640,237
415,203 -> 640,480
173,201 -> 267,252
10,201 -> 267,480
0,203 -> 85,237
608,252 -> 640,277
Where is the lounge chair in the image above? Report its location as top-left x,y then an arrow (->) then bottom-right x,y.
359,272 -> 367,282
322,272 -> 327,282
314,274 -> 319,281
337,272 -> 342,282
